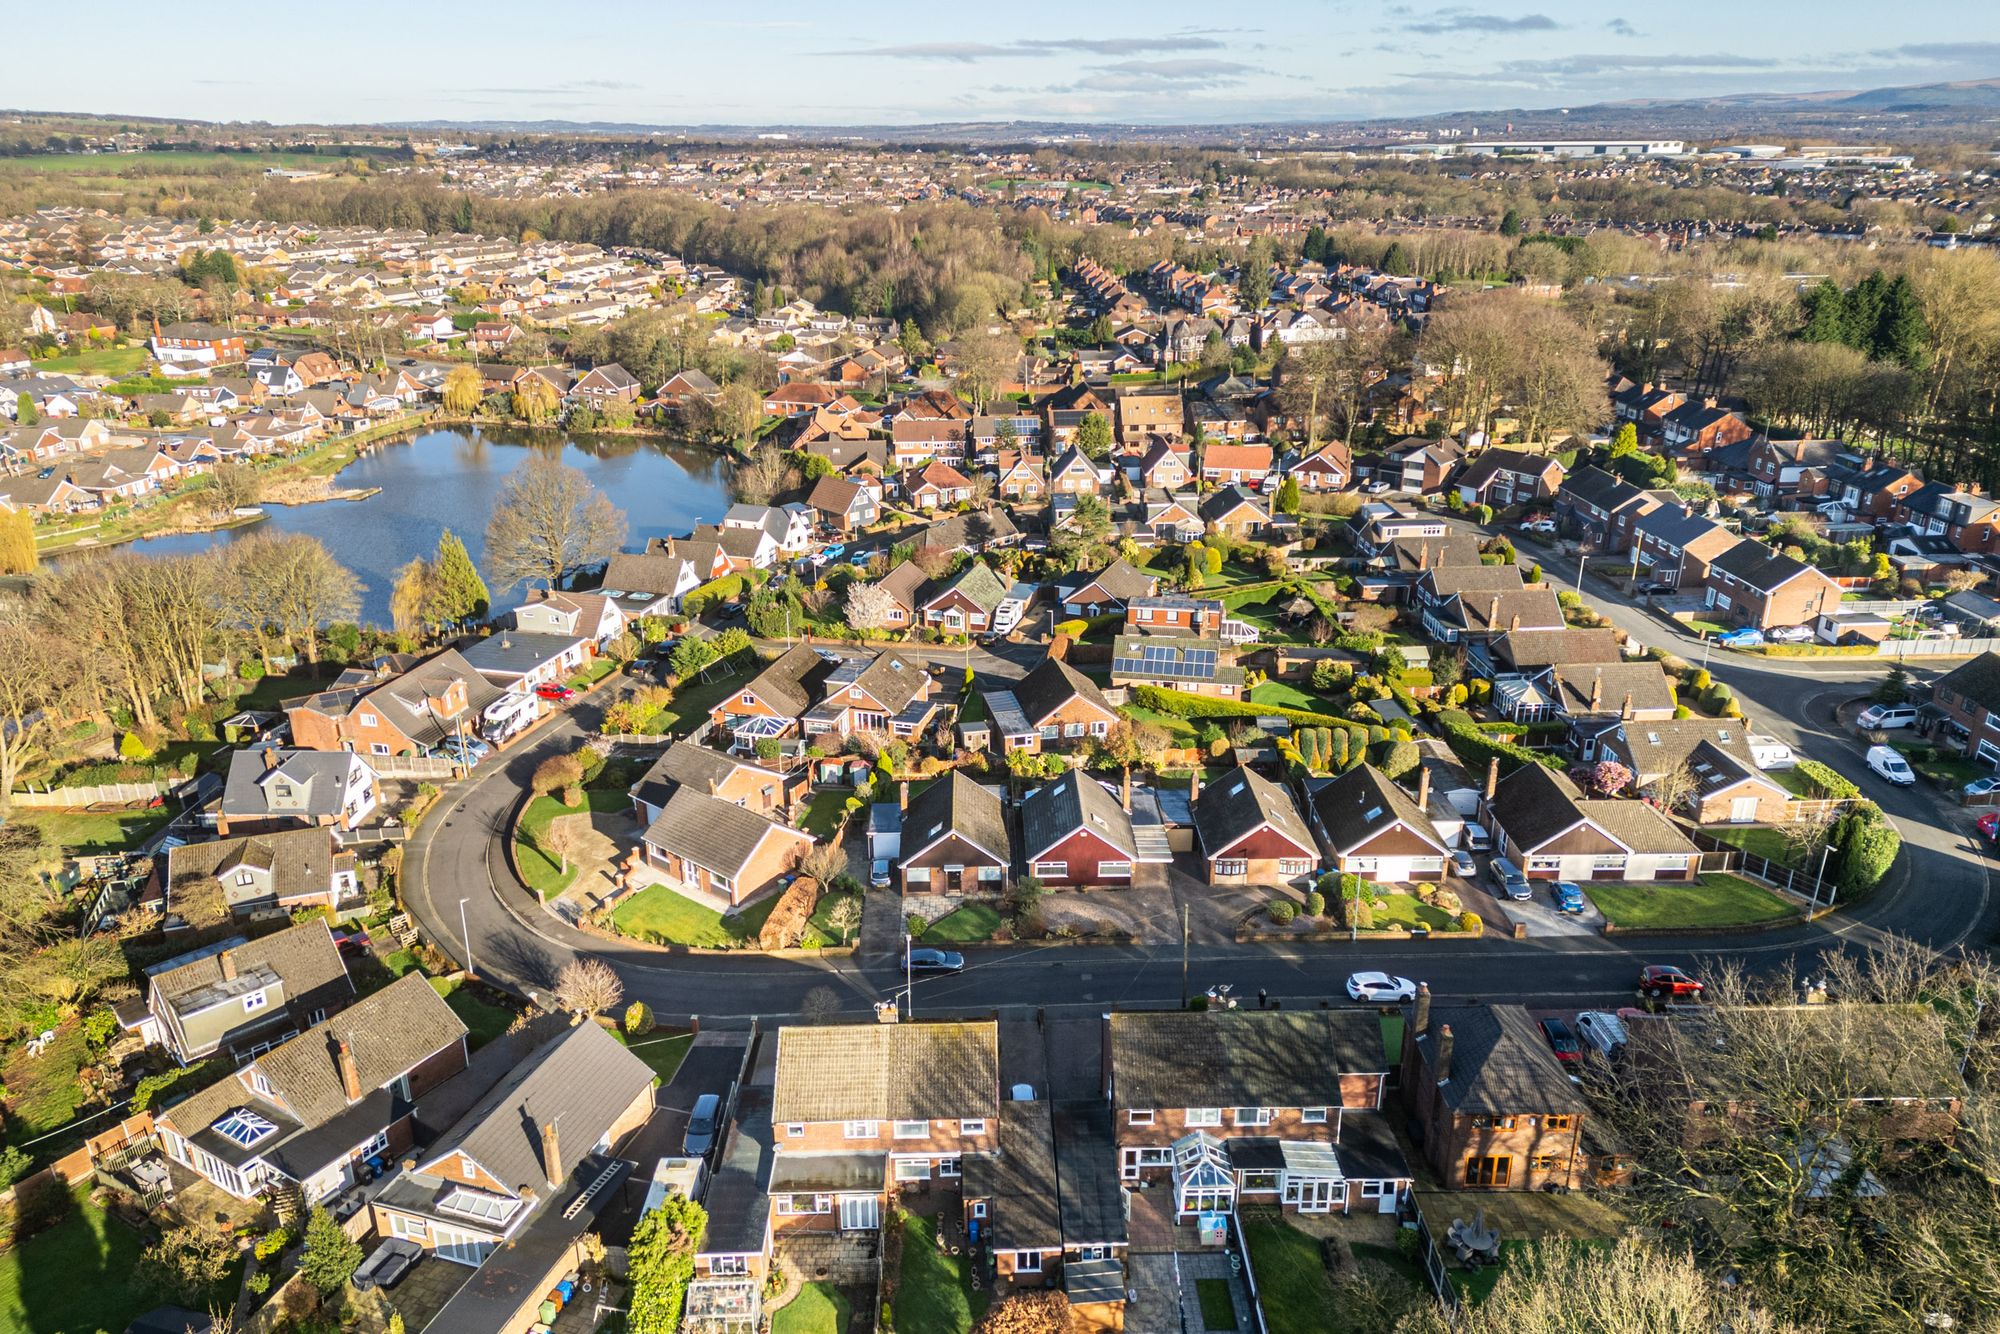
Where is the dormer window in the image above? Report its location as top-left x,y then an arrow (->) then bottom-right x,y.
242,989 -> 267,1013
235,871 -> 255,886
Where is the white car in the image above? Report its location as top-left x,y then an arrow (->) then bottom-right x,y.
1520,519 -> 1557,535
1768,625 -> 1814,643
1345,971 -> 1418,1003
1365,480 -> 1393,495
1865,744 -> 1915,787
1857,703 -> 1917,730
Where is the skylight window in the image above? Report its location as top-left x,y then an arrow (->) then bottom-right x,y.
214,1109 -> 278,1147
438,1187 -> 523,1225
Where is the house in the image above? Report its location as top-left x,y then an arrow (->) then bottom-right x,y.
1924,651 -> 2000,768
1288,441 -> 1354,492
1661,400 -> 1753,456
1893,484 -> 2000,555
1109,1010 -> 1409,1218
1058,558 -> 1158,618
1473,627 -> 1623,715
1381,437 -> 1464,495
1139,491 -> 1204,544
369,1021 -> 654,1275
898,771 -> 1012,895
912,507 -> 1023,554
984,657 -> 1119,755
1200,443 -> 1274,489
1828,457 -> 1924,521
806,474 -> 880,533
1744,437 -> 1845,507
1554,466 -> 1671,552
599,550 -> 700,617
654,368 -> 722,413
1021,772 -> 1141,888
1400,993 -> 1596,1191
801,651 -> 938,741
127,921 -> 355,1064
689,519 -> 781,573
1419,578 -> 1564,646
1598,718 -> 1795,825
724,502 -> 814,555
151,321 -> 246,365
513,590 -> 627,648
1630,505 -> 1741,590
1049,446 -> 1107,497
1455,449 -> 1564,509
157,827 -> 358,924
891,417 -> 970,468
711,643 -> 834,742
1703,542 -> 1842,631
1353,503 -> 1447,556
1109,634 -> 1245,697
1199,486 -> 1271,540
1126,594 -> 1224,638
870,560 -> 931,630
218,746 -> 379,836
994,450 -> 1047,501
898,460 -> 976,510
629,742 -> 798,825
1308,765 -> 1449,884
1115,387 -> 1184,446
1135,441 -> 1193,493
461,630 -> 590,699
921,561 -> 1009,634
1192,767 -> 1318,886
570,362 -> 642,408
155,974 -> 466,1204
640,786 -> 816,908
763,382 -> 839,417
1478,761 -> 1699,881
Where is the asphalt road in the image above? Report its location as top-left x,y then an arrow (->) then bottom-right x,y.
404,534 -> 2000,1027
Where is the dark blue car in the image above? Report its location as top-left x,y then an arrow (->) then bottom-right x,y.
1552,881 -> 1586,914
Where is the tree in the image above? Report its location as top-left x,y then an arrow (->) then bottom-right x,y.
1609,422 -> 1639,456
204,461 -> 263,519
732,442 -> 787,505
0,623 -> 88,807
1498,208 -> 1523,237
0,508 -> 35,575
542,817 -> 582,877
1585,759 -> 1633,795
627,1193 -> 706,1334
844,578 -> 898,631
1074,411 -> 1113,459
0,822 -> 60,934
797,843 -> 847,887
14,391 -> 37,426
510,375 -> 560,423
1645,762 -> 1699,816
137,1224 -> 235,1307
442,364 -> 483,415
297,1206 -> 363,1296
390,557 -> 438,639
1237,237 -> 1274,313
430,530 -> 490,627
484,454 -> 627,591
953,329 -> 1020,411
554,956 -> 624,1020
225,533 -> 361,667
827,894 -> 863,945
1274,475 -> 1301,516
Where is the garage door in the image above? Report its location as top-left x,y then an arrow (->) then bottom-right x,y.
430,1224 -> 496,1267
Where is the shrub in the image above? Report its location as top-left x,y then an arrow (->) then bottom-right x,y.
118,730 -> 153,762
1413,881 -> 1437,903
1434,887 -> 1462,913
1352,897 -> 1375,930
906,914 -> 928,936
1793,758 -> 1860,800
1268,900 -> 1297,924
1303,891 -> 1326,918
1053,619 -> 1089,640
624,1001 -> 655,1036
1456,911 -> 1483,934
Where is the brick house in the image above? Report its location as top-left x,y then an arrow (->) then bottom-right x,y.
151,321 -> 246,365
127,920 -> 355,1065
1925,651 -> 2000,768
1893,484 -> 2000,555
1115,388 -> 1184,447
899,772 -> 1012,895
1630,505 -> 1741,590
1200,443 -> 1274,489
1827,459 -> 1924,521
1596,718 -> 1795,825
1703,542 -> 1842,631
1126,594 -> 1224,638
1109,1010 -> 1410,1218
1400,991 -> 1595,1191
155,974 -> 466,1204
1050,446 -> 1107,497
711,643 -> 833,739
1109,634 -> 1245,697
571,362 -> 642,407
1059,558 -> 1159,617
870,560 -> 931,630
1021,771 -> 1141,887
1307,764 -> 1448,884
629,741 -> 800,825
639,787 -> 816,907
995,451 -> 1047,501
1192,767 -> 1318,887
984,657 -> 1119,755
1554,466 -> 1670,552
1478,762 -> 1698,882
801,651 -> 938,742
157,826 -> 359,923
1138,441 -> 1193,492
892,417 -> 970,468
921,561 -> 1008,634
1454,448 -> 1564,509
1745,437 -> 1844,508
1199,486 -> 1271,541
1381,437 -> 1464,495
806,474 -> 881,532
1660,400 -> 1753,457
1287,441 -> 1353,492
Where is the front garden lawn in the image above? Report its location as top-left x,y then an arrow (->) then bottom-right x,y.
0,1185 -> 238,1334
921,901 -> 1004,943
1707,825 -> 1798,866
1241,1212 -> 1339,1334
515,789 -> 629,899
1585,874 -> 1796,930
610,882 -> 779,947
613,1031 -> 693,1083
773,1280 -> 853,1334
1366,894 -> 1458,932
892,1213 -> 988,1334
433,978 -> 519,1049
806,891 -> 863,948
567,656 -> 621,690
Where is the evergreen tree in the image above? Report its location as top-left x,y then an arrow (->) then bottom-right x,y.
14,392 -> 36,427
431,530 -> 490,626
1302,224 -> 1328,264
1075,411 -> 1113,459
1275,476 -> 1302,516
1499,208 -> 1523,237
1381,241 -> 1409,275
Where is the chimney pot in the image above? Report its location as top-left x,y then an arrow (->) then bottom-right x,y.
1190,769 -> 1201,802
1509,611 -> 1520,633
540,1118 -> 562,1187
1484,757 -> 1499,801
1414,982 -> 1432,1036
336,1038 -> 363,1103
1488,594 -> 1501,627
1622,691 -> 1634,721
218,949 -> 236,982
263,747 -> 279,773
1436,1023 -> 1455,1084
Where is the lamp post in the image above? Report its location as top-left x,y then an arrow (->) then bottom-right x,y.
904,933 -> 914,1020
458,896 -> 476,978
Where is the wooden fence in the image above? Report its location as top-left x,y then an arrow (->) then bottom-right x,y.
366,754 -> 458,780
1879,636 -> 2000,658
9,780 -> 167,807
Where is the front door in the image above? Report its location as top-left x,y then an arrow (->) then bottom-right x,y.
840,1194 -> 880,1232
945,865 -> 963,892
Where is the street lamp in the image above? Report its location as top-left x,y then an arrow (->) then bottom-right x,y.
459,897 -> 476,978
904,932 -> 914,1020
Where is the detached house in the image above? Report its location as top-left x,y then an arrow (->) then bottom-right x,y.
983,657 -> 1118,755
629,741 -> 798,825
1199,486 -> 1271,541
129,921 -> 355,1065
1109,634 -> 1245,697
1598,718 -> 1794,826
1126,594 -> 1224,638
1058,558 -> 1159,618
159,827 -> 358,924
218,746 -> 379,836
640,786 -> 816,908
806,474 -> 881,533
1287,441 -> 1354,493
155,973 -> 467,1205
599,550 -> 700,617
514,589 -> 627,648
1455,449 -> 1564,509
921,561 -> 1009,634
1192,768 -> 1317,887
712,643 -> 834,742
802,652 -> 939,741
1704,542 -> 1842,631
1021,772 -> 1143,888
1925,652 -> 2000,768
570,362 -> 642,408
1200,443 -> 1274,489
870,560 -> 931,630
1478,762 -> 1698,882
898,771 -> 1012,895
1308,765 -> 1448,884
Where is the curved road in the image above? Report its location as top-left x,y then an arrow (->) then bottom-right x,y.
405,556 -> 2000,1026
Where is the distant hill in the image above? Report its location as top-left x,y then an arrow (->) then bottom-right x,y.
1834,77 -> 2000,110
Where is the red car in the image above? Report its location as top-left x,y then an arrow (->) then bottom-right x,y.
535,683 -> 577,702
1979,810 -> 2000,841
1639,965 -> 1704,1000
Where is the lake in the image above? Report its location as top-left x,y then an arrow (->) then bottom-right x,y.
99,426 -> 737,627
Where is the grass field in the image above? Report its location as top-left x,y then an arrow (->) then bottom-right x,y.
610,882 -> 778,947
613,1031 -> 693,1083
26,344 -> 150,378
1241,1213 -> 1339,1334
0,1185 -> 241,1334
651,670 -> 749,736
1,1025 -> 89,1150
0,149 -> 352,173
19,807 -> 172,855
1586,874 -> 1797,930
1247,680 -> 1343,714
431,978 -> 519,1049
773,1281 -> 853,1334
1120,703 -> 1198,738
892,1213 -> 988,1334
922,901 -> 1004,943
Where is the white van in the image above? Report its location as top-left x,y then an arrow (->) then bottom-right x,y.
1575,1010 -> 1629,1059
1865,745 -> 1915,787
1746,735 -> 1795,769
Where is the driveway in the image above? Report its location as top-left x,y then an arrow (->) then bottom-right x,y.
597,1027 -> 751,1246
1505,886 -> 1605,938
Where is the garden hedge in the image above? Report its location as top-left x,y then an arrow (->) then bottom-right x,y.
1129,685 -> 1373,741
1436,708 -> 1563,775
1791,758 -> 1860,801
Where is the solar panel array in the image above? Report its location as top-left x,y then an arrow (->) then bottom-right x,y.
1113,641 -> 1218,681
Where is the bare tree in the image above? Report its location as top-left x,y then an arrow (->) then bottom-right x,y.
797,844 -> 847,887
542,817 -> 582,877
952,329 -> 1019,412
1778,803 -> 1839,871
553,956 -> 624,1021
226,533 -> 361,667
826,895 -> 863,945
1644,762 -> 1700,817
731,443 -> 788,505
0,621 -> 93,806
483,454 -> 627,591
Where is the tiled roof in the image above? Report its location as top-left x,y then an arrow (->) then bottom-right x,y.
1411,1005 -> 1586,1114
1937,651 -> 2000,716
1110,1010 -> 1383,1109
149,918 -> 352,1015
1020,773 -> 1137,861
1309,764 -> 1443,857
743,643 -> 834,718
903,771 -> 1013,864
1013,657 -> 1116,730
772,1020 -> 999,1123
643,787 -> 807,879
1193,767 -> 1313,858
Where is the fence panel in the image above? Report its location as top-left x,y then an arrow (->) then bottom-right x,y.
366,755 -> 458,780
1879,636 -> 2000,658
9,780 -> 168,808
1228,1209 -> 1272,1334
1412,1209 -> 1462,1314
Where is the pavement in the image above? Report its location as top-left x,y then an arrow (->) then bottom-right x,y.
400,530 -> 2000,1031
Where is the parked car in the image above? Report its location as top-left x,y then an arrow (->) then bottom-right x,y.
1487,856 -> 1531,901
440,737 -> 488,766
1551,881 -> 1586,914
683,1092 -> 722,1158
821,544 -> 847,562
1575,1010 -> 1630,1058
870,859 -> 892,889
1520,518 -> 1557,535
1716,627 -> 1765,649
1365,480 -> 1392,494
907,947 -> 965,973
1450,849 -> 1478,878
1460,824 -> 1491,852
1345,971 -> 1418,1002
1865,744 -> 1916,787
330,927 -> 371,958
1768,624 -> 1814,643
1634,580 -> 1676,596
1979,810 -> 2000,841
1540,1017 -> 1582,1064
1857,703 -> 1917,730
1639,964 -> 1705,999
535,683 -> 577,702
1965,776 -> 2000,799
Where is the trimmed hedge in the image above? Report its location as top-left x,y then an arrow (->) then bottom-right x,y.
1791,758 -> 1860,800
1437,708 -> 1562,775
1127,685 -> 1374,740
1755,643 -> 1879,659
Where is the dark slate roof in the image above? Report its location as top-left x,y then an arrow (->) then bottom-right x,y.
220,747 -> 366,821
847,651 -> 929,713
1417,564 -> 1524,600
1936,651 -> 2000,716
744,642 -> 836,717
1491,627 -> 1621,672
1199,485 -> 1268,523
630,742 -> 784,813
916,507 -> 1021,552
1334,1112 -> 1411,1183
459,631 -> 586,677
772,1021 -> 998,1123
1309,765 -> 1444,857
1013,656 -> 1116,730
1446,587 -> 1564,635
642,787 -> 806,878
165,826 -> 342,914
1109,1010 -> 1383,1110
1486,763 -> 1589,849
417,1020 -> 653,1196
1384,534 -> 1483,572
1710,540 -> 1821,594
1410,1005 -> 1588,1115
876,559 -> 932,610
1559,464 -> 1643,513
1066,558 -> 1156,606
1020,773 -> 1137,861
1192,767 -> 1313,858
963,1102 -> 1062,1251
903,771 -> 1013,864
1546,661 -> 1677,716
1456,447 -> 1558,489
702,1079 -> 775,1255
1632,502 -> 1734,552
1052,1103 -> 1127,1245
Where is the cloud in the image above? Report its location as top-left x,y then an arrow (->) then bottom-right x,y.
839,32 -> 1233,62
1883,41 -> 2000,62
1068,59 -> 1259,92
1403,9 -> 1559,34
1604,18 -> 1640,37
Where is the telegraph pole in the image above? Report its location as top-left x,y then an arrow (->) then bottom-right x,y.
1180,904 -> 1191,1009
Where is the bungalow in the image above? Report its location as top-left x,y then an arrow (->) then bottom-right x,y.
1200,443 -> 1274,489
1478,762 -> 1698,882
128,920 -> 355,1065
218,746 -> 379,836
1192,767 -> 1318,887
870,560 -> 931,630
1020,773 -> 1142,888
1598,718 -> 1794,825
1308,765 -> 1448,884
899,772 -> 1012,895
513,589 -> 627,648
640,786 -> 816,907
801,651 -> 937,741
1109,634 -> 1244,697
711,643 -> 835,741
630,741 -> 797,825
1126,594 -> 1224,638
912,507 -> 1023,554
1059,558 -> 1158,618
461,630 -> 591,700
1199,486 -> 1270,541
1455,449 -> 1564,509
921,561 -> 1009,634
984,657 -> 1119,755
898,460 -> 975,511
1288,441 -> 1353,492
763,382 -> 839,417
1140,491 -> 1204,544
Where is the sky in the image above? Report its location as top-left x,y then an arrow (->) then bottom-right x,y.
16,1 -> 2000,127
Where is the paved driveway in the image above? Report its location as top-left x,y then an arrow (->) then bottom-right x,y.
1506,886 -> 1605,938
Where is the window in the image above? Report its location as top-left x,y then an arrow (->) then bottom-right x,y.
1040,724 -> 1060,740
959,1120 -> 987,1137
359,713 -> 378,728
241,990 -> 267,1013
1216,859 -> 1247,877
213,1110 -> 278,1147
1279,858 -> 1313,877
894,1159 -> 931,1181
1469,1115 -> 1516,1130
1232,1107 -> 1273,1127
1034,861 -> 1067,879
1465,1155 -> 1512,1187
1543,1114 -> 1574,1131
977,865 -> 1003,883
1098,861 -> 1132,879
1064,722 -> 1086,738
844,1121 -> 877,1140
371,743 -> 391,757
893,1121 -> 929,1139
710,1255 -> 749,1276
1016,1251 -> 1043,1274
1075,1245 -> 1109,1261
1089,721 -> 1109,737
1530,1155 -> 1562,1173
786,1124 -> 805,1138
970,1201 -> 987,1219
740,691 -> 755,706
905,867 -> 930,884
439,1187 -> 523,1225
1301,1108 -> 1329,1124
251,1073 -> 274,1097
235,870 -> 256,887
939,1157 -> 961,1177
1528,856 -> 1560,872
357,1130 -> 389,1159
1128,1110 -> 1154,1126
388,1213 -> 429,1240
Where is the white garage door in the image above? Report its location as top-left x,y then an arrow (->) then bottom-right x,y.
430,1224 -> 496,1267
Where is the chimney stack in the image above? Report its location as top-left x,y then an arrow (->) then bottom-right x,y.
1487,595 -> 1501,628
1435,1023 -> 1455,1084
1190,769 -> 1202,802
708,776 -> 718,797
336,1038 -> 362,1103
1414,982 -> 1432,1036
1416,765 -> 1431,812
1418,541 -> 1430,571
1122,766 -> 1133,813
218,949 -> 237,982
1621,692 -> 1634,721
1484,758 -> 1499,801
1509,611 -> 1521,633
1590,670 -> 1603,713
899,780 -> 909,810
263,746 -> 280,773
540,1118 -> 563,1187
